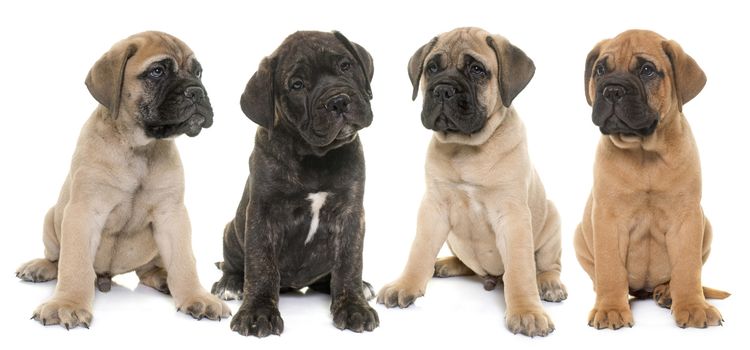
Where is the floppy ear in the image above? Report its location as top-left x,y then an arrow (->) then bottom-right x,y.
583,40 -> 606,106
486,35 -> 535,108
407,36 -> 438,101
240,56 -> 277,129
333,31 -> 374,99
85,43 -> 137,119
662,40 -> 706,111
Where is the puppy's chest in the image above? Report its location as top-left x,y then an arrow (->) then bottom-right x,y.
102,172 -> 178,235
274,189 -> 348,245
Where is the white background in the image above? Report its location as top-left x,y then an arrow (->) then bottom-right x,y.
1,0 -> 747,348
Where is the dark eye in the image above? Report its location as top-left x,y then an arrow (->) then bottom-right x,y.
470,63 -> 485,76
340,61 -> 351,72
195,69 -> 202,79
290,80 -> 304,91
427,62 -> 438,73
640,63 -> 656,78
595,64 -> 606,77
149,66 -> 165,78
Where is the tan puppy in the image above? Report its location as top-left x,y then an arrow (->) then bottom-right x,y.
15,31 -> 230,329
377,27 -> 566,337
574,29 -> 729,330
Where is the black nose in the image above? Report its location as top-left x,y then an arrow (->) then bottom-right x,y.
433,84 -> 456,100
325,94 -> 351,114
184,86 -> 205,102
602,85 -> 625,102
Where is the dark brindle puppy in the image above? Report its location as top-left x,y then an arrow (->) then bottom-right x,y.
211,31 -> 377,337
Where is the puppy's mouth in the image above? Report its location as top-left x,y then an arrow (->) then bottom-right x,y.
145,112 -> 213,139
335,125 -> 358,141
597,115 -> 658,137
159,115 -> 207,137
432,114 -> 461,133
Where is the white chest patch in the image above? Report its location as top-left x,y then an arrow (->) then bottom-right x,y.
457,184 -> 483,214
305,192 -> 329,244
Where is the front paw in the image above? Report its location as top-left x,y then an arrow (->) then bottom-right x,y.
672,301 -> 723,328
332,301 -> 379,333
230,304 -> 284,337
211,273 -> 244,301
376,279 -> 424,308
588,303 -> 634,330
177,293 -> 231,321
32,299 -> 92,329
506,307 -> 555,337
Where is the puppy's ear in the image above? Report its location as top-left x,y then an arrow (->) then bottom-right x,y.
408,36 -> 438,101
662,40 -> 706,111
486,35 -> 535,108
240,56 -> 277,129
85,43 -> 137,119
333,31 -> 374,99
584,40 -> 607,106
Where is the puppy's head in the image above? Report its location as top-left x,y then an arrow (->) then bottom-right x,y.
584,29 -> 705,142
86,31 -> 213,139
408,27 -> 534,142
240,31 -> 374,156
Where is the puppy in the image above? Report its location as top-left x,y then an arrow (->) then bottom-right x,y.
574,29 -> 729,329
377,27 -> 566,337
15,31 -> 230,329
211,31 -> 378,337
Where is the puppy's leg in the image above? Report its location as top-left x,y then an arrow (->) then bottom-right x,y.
212,221 -> 245,301
667,212 -> 722,328
433,256 -> 474,278
587,205 -> 633,330
17,208 -> 59,283
136,258 -> 169,294
574,223 -> 594,280
308,274 -> 375,301
377,196 -> 450,308
231,209 -> 283,337
534,201 -> 567,302
152,205 -> 230,321
330,209 -> 379,333
32,203 -> 105,329
491,202 -> 554,337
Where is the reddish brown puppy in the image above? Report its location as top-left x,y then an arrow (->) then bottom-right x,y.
574,29 -> 729,330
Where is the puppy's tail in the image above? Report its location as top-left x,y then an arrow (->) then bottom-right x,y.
703,286 -> 731,300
